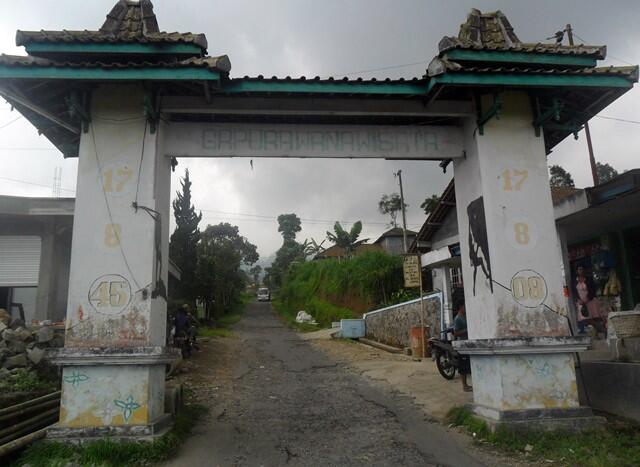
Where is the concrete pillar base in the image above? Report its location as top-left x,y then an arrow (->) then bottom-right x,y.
46,413 -> 173,444
469,404 -> 605,433
48,346 -> 179,441
455,336 -> 603,432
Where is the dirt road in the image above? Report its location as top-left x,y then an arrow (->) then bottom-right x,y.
165,302 -> 486,467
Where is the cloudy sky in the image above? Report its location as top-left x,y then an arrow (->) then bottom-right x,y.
1,0 -> 638,260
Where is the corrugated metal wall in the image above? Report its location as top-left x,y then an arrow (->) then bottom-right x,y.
0,235 -> 42,286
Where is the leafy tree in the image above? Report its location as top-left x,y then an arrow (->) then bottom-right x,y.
378,193 -> 406,228
196,223 -> 258,318
264,213 -> 306,288
549,165 -> 575,188
169,169 -> 202,303
326,221 -> 366,257
277,213 -> 302,241
420,194 -> 440,216
249,265 -> 262,286
596,162 -> 619,183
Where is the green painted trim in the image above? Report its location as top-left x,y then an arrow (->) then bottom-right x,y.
431,72 -> 634,89
220,79 -> 427,95
25,42 -> 202,55
0,65 -> 220,81
446,49 -> 597,67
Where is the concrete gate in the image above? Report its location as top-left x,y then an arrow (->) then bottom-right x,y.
0,1 -> 636,439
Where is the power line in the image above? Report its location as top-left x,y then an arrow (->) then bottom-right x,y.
0,147 -> 58,151
337,59 -> 430,77
595,115 -> 640,125
571,32 -> 634,66
198,207 -> 421,227
0,115 -> 22,131
0,175 -> 75,193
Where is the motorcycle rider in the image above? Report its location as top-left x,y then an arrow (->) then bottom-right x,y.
452,295 -> 472,392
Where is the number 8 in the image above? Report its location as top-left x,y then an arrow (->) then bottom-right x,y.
514,223 -> 529,244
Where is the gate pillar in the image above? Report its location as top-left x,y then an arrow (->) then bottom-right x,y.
48,84 -> 175,441
453,92 -> 600,430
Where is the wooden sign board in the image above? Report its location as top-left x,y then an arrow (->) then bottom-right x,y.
164,122 -> 463,160
403,255 -> 421,289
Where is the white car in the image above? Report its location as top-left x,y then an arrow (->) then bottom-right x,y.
257,288 -> 271,302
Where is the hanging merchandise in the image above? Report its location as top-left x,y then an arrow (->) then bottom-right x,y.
603,270 -> 622,297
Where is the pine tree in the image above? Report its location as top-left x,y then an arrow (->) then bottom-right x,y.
169,169 -> 202,303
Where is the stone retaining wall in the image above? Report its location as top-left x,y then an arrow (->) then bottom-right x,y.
363,293 -> 442,349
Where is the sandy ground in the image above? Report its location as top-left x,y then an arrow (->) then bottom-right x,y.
301,328 -> 474,421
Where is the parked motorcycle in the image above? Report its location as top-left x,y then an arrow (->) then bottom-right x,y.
428,327 -> 459,380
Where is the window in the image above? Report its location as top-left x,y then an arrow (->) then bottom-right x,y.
450,267 -> 463,288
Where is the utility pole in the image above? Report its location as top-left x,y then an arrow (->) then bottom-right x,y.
395,170 -> 409,253
566,23 -> 600,186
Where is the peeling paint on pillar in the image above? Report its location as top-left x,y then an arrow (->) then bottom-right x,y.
59,366 -> 157,427
452,92 -> 590,427
471,354 -> 579,412
53,84 -> 173,438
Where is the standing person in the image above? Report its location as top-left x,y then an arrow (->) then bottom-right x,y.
452,296 -> 472,392
574,265 -> 605,334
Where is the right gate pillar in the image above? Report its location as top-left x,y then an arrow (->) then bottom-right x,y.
453,92 -> 599,431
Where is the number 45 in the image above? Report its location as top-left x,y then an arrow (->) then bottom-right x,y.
502,169 -> 528,191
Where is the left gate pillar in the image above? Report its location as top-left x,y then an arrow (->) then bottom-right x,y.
48,84 -> 175,441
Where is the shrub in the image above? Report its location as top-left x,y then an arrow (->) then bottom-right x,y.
276,251 -> 407,325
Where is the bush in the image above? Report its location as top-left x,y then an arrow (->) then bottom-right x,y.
275,251 -> 407,326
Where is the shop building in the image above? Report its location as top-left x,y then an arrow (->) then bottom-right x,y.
411,169 -> 640,329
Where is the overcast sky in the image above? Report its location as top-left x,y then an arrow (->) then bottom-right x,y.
1,0 -> 638,260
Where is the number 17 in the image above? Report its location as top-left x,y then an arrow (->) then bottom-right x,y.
502,169 -> 528,191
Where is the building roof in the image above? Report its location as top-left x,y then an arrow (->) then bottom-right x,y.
374,227 -> 417,244
0,5 -> 636,160
0,54 -> 230,73
408,179 -> 456,253
550,186 -> 583,204
314,243 -> 381,260
409,181 -> 595,253
16,0 -> 208,50
0,195 -> 75,216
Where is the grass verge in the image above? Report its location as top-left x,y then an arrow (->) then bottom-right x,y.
198,291 -> 253,338
14,404 -> 207,467
447,406 -> 640,467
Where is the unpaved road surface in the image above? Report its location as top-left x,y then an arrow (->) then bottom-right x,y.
165,302 -> 486,467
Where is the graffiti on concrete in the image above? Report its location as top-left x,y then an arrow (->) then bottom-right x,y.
467,196 -> 493,295
63,370 -> 89,387
526,357 -> 551,377
114,395 -> 141,423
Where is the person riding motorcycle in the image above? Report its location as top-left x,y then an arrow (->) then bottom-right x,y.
174,304 -> 199,356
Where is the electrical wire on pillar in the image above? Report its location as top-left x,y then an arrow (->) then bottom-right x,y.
130,118 -> 167,300
89,121 -> 143,292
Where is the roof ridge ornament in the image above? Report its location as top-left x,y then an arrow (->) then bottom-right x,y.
100,0 -> 159,37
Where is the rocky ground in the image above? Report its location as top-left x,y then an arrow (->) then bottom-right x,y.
164,302 -> 534,467
0,309 -> 62,399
